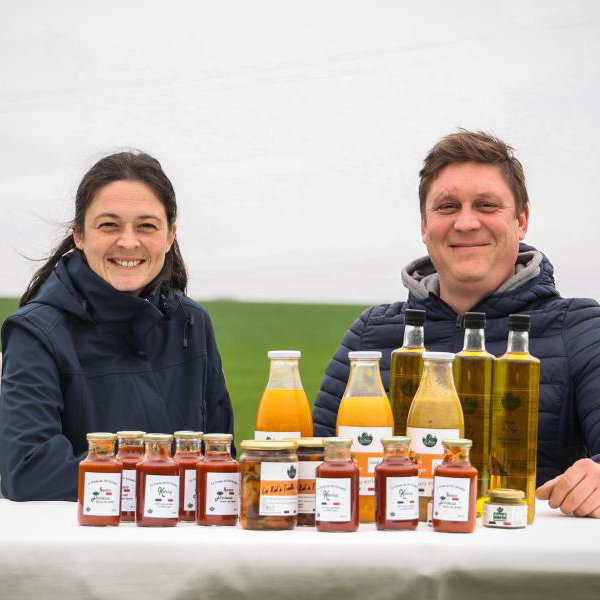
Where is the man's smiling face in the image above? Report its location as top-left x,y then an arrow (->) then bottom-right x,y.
421,161 -> 528,299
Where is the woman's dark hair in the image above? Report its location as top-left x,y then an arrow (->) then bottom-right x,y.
20,151 -> 188,306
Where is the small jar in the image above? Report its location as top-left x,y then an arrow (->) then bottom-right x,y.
483,489 -> 527,529
116,431 -> 146,522
239,440 -> 298,530
294,437 -> 324,526
174,431 -> 203,521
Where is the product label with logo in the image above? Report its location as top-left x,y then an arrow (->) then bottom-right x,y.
338,426 -> 392,496
432,475 -> 471,522
385,476 -> 419,520
83,471 -> 122,517
259,461 -> 298,516
298,460 -> 322,514
120,469 -> 136,513
143,475 -> 179,518
184,469 -> 197,512
315,478 -> 352,522
206,472 -> 240,515
254,431 -> 301,441
407,427 -> 460,496
483,502 -> 527,528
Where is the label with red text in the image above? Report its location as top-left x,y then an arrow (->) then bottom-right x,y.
206,472 -> 239,515
385,476 -> 419,520
315,478 -> 352,522
259,461 -> 298,516
433,475 -> 471,522
298,460 -> 322,514
120,469 -> 136,513
184,469 -> 197,512
83,472 -> 121,517
143,475 -> 179,518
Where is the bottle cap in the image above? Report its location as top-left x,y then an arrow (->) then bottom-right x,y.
144,433 -> 174,442
322,437 -> 353,448
86,432 -> 117,441
441,438 -> 472,448
422,351 -> 455,361
174,431 -> 203,439
287,437 -> 325,448
240,440 -> 297,451
268,350 -> 301,359
463,312 -> 486,329
381,436 -> 411,447
508,314 -> 530,332
348,351 -> 382,360
116,431 -> 146,439
489,488 -> 525,501
202,433 -> 233,442
405,309 -> 426,326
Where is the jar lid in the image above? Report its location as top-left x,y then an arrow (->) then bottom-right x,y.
174,430 -> 203,439
289,437 -> 325,448
240,440 -> 297,451
268,350 -> 301,359
441,438 -> 472,448
422,351 -> 455,361
86,432 -> 116,441
405,309 -> 426,326
489,488 -> 525,501
322,437 -> 352,448
144,433 -> 174,442
348,351 -> 382,360
463,312 -> 486,328
116,431 -> 146,439
381,436 -> 411,446
508,314 -> 530,332
203,433 -> 233,442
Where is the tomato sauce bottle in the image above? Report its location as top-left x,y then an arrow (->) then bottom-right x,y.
78,433 -> 122,526
375,436 -> 419,530
116,431 -> 145,522
432,439 -> 477,533
136,434 -> 179,527
174,431 -> 203,521
197,433 -> 239,526
315,438 -> 359,532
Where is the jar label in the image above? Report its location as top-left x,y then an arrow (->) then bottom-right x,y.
254,431 -> 301,441
385,476 -> 419,520
337,426 -> 392,496
143,475 -> 179,518
259,461 -> 298,516
298,460 -> 322,514
406,427 -> 460,496
315,478 -> 352,522
184,469 -> 197,512
483,502 -> 527,528
433,475 -> 471,522
206,472 -> 240,515
83,472 -> 121,517
121,469 -> 137,513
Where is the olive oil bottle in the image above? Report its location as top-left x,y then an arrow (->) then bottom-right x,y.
453,312 -> 494,516
389,309 -> 426,436
490,314 -> 540,524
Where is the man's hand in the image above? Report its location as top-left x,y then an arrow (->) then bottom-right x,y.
535,458 -> 600,517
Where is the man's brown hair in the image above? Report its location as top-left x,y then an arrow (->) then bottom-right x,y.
419,129 -> 529,216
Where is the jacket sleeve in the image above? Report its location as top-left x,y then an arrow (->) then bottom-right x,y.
312,307 -> 374,437
0,318 -> 82,501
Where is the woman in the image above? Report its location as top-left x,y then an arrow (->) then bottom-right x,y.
0,151 -> 233,501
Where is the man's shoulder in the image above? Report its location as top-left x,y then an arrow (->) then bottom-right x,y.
361,301 -> 409,324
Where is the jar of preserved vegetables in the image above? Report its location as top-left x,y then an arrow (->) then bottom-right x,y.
239,440 -> 298,530
293,437 -> 324,526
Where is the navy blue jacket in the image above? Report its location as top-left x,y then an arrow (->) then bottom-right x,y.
313,247 -> 600,486
0,251 -> 233,501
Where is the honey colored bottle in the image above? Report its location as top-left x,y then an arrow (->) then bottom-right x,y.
490,314 -> 540,525
255,350 -> 313,440
389,309 -> 427,436
453,312 -> 494,516
407,352 -> 464,522
336,351 -> 394,523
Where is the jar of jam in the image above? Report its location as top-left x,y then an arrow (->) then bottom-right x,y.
375,436 -> 419,530
197,433 -> 239,526
78,433 -> 122,526
239,440 -> 298,530
294,437 -> 324,526
174,430 -> 203,521
483,488 -> 527,529
116,431 -> 145,522
136,433 -> 179,527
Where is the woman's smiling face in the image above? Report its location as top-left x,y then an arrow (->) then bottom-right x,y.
73,180 -> 176,295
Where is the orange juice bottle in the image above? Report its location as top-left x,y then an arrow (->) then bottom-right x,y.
255,350 -> 313,440
336,351 -> 393,523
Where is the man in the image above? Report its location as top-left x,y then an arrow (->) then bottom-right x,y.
313,130 -> 600,518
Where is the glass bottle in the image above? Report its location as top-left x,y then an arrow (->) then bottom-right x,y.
196,433 -> 239,526
336,351 -> 394,523
374,436 -> 419,530
453,312 -> 494,516
432,438 -> 478,533
294,437 -> 325,526
490,314 -> 540,524
389,309 -> 427,435
315,438 -> 360,532
116,430 -> 145,522
174,430 -> 203,521
136,433 -> 179,527
78,433 -> 122,526
407,351 -> 464,521
255,350 -> 313,440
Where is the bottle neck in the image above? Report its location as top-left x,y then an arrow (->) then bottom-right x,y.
175,439 -> 201,455
345,359 -> 386,397
442,445 -> 471,464
266,359 -> 303,390
88,439 -> 115,457
204,441 -> 233,459
421,359 -> 456,390
144,440 -> 173,460
507,330 -> 529,354
403,324 -> 425,349
462,327 -> 486,352
117,439 -> 144,452
324,446 -> 352,462
382,445 -> 410,460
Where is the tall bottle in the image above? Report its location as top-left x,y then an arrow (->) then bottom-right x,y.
389,309 -> 427,435
407,352 -> 464,521
255,350 -> 313,440
490,314 -> 540,524
336,351 -> 394,523
453,312 -> 494,515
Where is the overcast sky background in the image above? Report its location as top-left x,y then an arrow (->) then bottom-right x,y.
1,1 -> 599,303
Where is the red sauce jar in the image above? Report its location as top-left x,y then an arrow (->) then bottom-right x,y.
174,430 -> 203,521
375,436 -> 419,530
116,431 -> 145,522
78,433 -> 122,526
315,438 -> 359,532
136,434 -> 179,527
432,438 -> 478,533
197,433 -> 239,526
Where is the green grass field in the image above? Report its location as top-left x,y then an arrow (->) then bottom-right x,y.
0,298 -> 368,449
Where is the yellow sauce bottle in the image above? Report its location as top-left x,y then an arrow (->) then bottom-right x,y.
389,309 -> 427,436
407,351 -> 464,521
336,351 -> 393,523
255,350 -> 313,440
453,312 -> 494,517
490,314 -> 540,525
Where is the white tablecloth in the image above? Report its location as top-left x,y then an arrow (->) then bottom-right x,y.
0,499 -> 598,600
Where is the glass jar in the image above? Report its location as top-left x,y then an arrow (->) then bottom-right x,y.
78,433 -> 122,526
483,488 -> 527,529
116,430 -> 145,522
174,430 -> 203,521
239,440 -> 298,530
294,437 -> 324,526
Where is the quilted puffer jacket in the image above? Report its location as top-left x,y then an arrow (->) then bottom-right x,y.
313,244 -> 600,486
